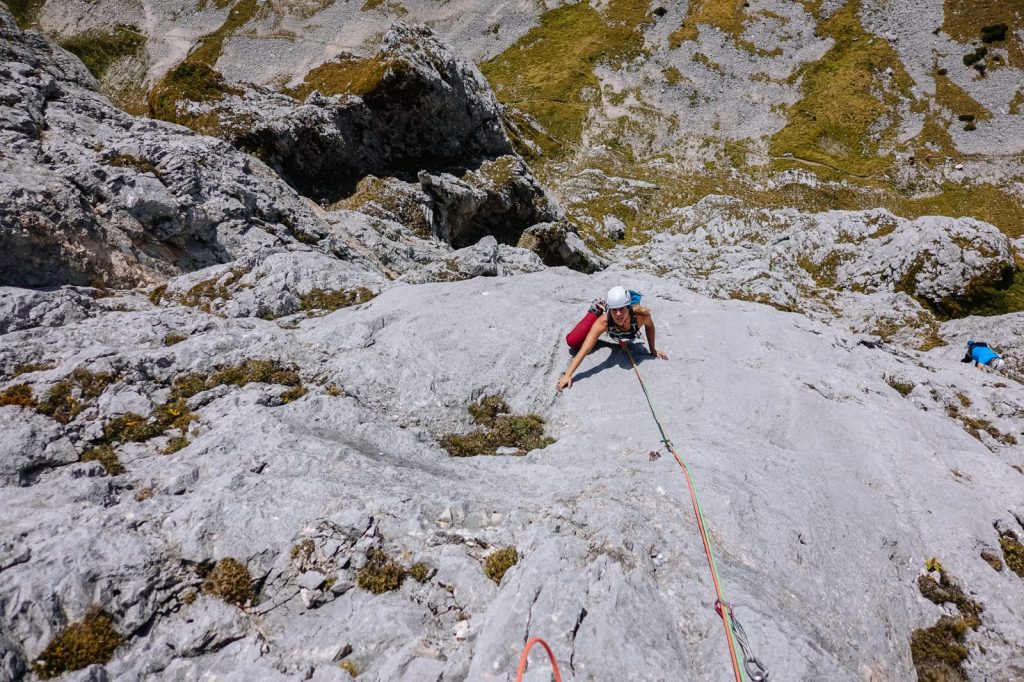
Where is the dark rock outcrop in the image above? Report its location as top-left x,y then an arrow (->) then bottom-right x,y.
0,7 -> 329,289
154,23 -> 516,204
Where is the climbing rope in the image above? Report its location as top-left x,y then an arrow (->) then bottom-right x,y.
621,342 -> 769,682
515,637 -> 563,682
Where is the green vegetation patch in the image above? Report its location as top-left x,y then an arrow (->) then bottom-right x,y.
172,268 -> 247,312
202,557 -> 254,607
164,332 -> 188,346
980,549 -> 1003,572
298,287 -> 376,313
0,383 -> 37,409
911,616 -> 970,682
911,564 -> 984,681
409,562 -> 430,583
163,435 -> 190,454
103,412 -> 165,443
357,547 -> 407,593
148,62 -> 242,131
440,395 -> 555,457
284,54 -> 394,101
943,0 -> 1023,71
14,362 -> 55,376
770,0 -> 915,179
7,0 -> 46,28
59,25 -> 146,81
36,368 -> 116,424
32,608 -> 125,679
1000,534 -> 1024,578
80,444 -> 124,476
886,377 -> 914,396
916,571 -> 983,627
480,0 -> 650,157
484,546 -> 518,584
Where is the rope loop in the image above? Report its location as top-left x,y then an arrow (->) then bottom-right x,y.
515,637 -> 563,682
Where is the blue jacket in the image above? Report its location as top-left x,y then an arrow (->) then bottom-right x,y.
971,345 -> 1000,366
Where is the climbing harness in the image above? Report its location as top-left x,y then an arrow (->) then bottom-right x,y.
515,637 -> 563,682
621,341 -> 770,682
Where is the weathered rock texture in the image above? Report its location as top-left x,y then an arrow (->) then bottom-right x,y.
1,270 -> 1023,681
154,24 -> 515,203
0,9 -> 327,288
618,195 -> 1017,348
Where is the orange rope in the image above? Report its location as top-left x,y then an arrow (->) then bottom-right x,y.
515,637 -> 563,682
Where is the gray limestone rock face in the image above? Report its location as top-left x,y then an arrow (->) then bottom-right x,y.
0,407 -> 79,485
519,222 -> 610,274
0,7 -> 335,288
418,156 -> 560,249
1,270 -> 1024,680
158,23 -> 515,205
618,196 -> 1015,347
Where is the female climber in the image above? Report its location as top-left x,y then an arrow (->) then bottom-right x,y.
557,286 -> 668,391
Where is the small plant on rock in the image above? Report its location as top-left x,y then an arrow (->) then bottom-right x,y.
202,557 -> 254,607
409,563 -> 430,583
0,383 -> 37,408
356,547 -> 407,594
80,445 -> 124,476
163,332 -> 188,346
441,395 -> 555,457
484,547 -> 519,585
1000,533 -> 1024,578
32,608 -> 125,679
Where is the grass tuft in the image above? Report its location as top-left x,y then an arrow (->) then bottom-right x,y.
202,557 -> 254,607
59,25 -> 146,81
484,546 -> 518,584
356,547 -> 407,593
0,383 -> 37,409
80,444 -> 124,475
441,396 -> 555,458
32,608 -> 124,679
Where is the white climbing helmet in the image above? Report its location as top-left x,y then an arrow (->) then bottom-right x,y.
991,358 -> 1005,371
607,286 -> 631,310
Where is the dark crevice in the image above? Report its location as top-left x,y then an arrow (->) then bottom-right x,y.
568,606 -> 588,674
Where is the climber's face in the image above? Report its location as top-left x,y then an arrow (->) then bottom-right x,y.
610,306 -> 630,326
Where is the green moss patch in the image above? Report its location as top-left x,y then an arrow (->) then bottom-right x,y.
80,444 -> 124,475
148,62 -> 242,131
886,377 -> 914,396
32,608 -> 125,679
480,0 -> 650,157
283,55 -> 394,101
911,616 -> 970,682
14,362 -> 55,376
203,557 -> 254,607
409,562 -> 430,583
916,571 -> 983,627
440,395 -> 555,457
1000,534 -> 1024,578
298,287 -> 376,313
980,549 -> 1003,572
163,332 -> 188,346
163,435 -> 190,454
36,368 -> 116,424
59,25 -> 146,81
7,0 -> 46,28
356,547 -> 407,593
0,383 -> 37,409
484,546 -> 518,584
911,564 -> 984,681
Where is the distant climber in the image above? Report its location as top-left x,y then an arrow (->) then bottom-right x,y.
557,286 -> 668,391
961,340 -> 1005,372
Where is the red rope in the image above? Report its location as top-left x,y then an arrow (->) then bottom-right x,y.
515,637 -> 563,682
